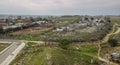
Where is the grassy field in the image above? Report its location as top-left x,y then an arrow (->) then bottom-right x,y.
51,16 -> 80,24
111,16 -> 120,25
0,43 -> 10,52
9,27 -> 52,35
10,43 -> 101,65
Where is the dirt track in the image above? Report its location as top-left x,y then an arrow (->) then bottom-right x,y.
97,24 -> 120,65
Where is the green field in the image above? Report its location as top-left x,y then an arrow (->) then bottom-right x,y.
51,16 -> 80,24
10,42 -> 101,65
111,16 -> 120,25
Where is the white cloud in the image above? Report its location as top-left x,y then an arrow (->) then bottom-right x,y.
0,0 -> 120,15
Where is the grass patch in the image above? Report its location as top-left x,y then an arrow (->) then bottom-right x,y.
51,47 -> 94,65
26,42 -> 37,47
111,17 -> 120,25
11,45 -> 101,65
79,45 -> 98,55
0,43 -> 10,52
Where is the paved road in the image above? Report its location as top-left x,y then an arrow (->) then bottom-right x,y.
0,42 -> 20,64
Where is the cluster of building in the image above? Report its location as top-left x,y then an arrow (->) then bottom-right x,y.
53,26 -> 74,32
0,16 -> 52,33
53,16 -> 111,32
76,16 -> 110,27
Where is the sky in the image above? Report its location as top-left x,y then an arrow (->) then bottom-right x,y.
0,0 -> 120,15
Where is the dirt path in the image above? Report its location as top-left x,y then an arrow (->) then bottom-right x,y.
45,47 -> 52,65
97,24 -> 120,65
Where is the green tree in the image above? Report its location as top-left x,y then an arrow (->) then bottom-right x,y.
30,17 -> 35,22
59,39 -> 71,50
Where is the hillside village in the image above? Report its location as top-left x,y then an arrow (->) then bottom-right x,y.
0,15 -> 120,65
54,16 -> 110,32
41,16 -> 112,42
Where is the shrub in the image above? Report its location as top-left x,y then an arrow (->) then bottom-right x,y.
108,39 -> 118,47
59,39 -> 71,50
